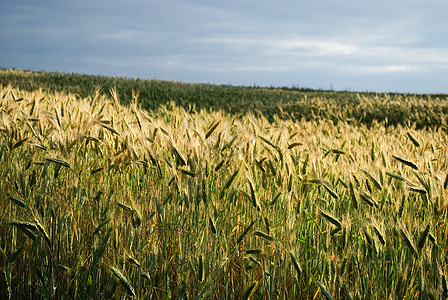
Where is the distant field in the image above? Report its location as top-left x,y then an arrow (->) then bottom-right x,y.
2,69 -> 448,129
1,69 -> 447,299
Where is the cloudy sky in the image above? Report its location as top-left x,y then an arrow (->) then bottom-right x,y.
1,0 -> 447,93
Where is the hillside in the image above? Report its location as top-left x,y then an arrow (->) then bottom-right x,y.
1,68 -> 448,130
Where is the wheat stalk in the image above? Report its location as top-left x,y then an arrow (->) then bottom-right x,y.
110,266 -> 136,298
392,155 -> 418,170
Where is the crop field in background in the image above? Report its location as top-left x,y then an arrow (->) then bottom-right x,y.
0,69 -> 448,299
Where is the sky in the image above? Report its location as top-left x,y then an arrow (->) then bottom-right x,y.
1,0 -> 447,94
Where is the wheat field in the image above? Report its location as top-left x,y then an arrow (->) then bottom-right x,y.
1,70 -> 448,299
